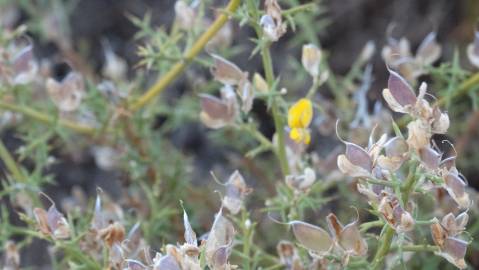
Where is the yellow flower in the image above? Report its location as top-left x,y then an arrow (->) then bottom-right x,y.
288,98 -> 313,144
288,98 -> 313,128
290,127 -> 311,144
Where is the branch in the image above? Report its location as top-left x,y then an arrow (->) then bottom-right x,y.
129,0 -> 242,112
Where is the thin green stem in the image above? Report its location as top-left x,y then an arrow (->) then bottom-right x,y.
0,138 -> 25,183
262,46 -> 289,176
371,164 -> 417,270
0,101 -> 96,135
282,2 -> 317,17
359,220 -> 384,232
246,0 -> 289,176
438,71 -> 479,106
129,0 -> 241,111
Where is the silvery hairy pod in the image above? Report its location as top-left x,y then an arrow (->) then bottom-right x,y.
441,212 -> 468,237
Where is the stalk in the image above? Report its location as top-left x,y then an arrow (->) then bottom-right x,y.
130,0 -> 242,111
371,165 -> 417,270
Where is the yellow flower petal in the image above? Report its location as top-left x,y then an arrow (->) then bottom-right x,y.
289,128 -> 311,145
288,98 -> 313,129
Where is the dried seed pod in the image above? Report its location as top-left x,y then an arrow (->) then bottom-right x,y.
337,154 -> 372,178
439,237 -> 468,269
326,213 -> 368,256
467,31 -> 479,68
337,138 -> 373,178
419,146 -> 441,171
199,86 -> 238,129
301,44 -> 322,78
205,208 -> 235,269
377,136 -> 408,171
378,194 -> 414,232
46,71 -> 85,112
289,221 -> 333,255
415,32 -> 441,66
431,221 -> 468,270
182,206 -> 197,246
441,212 -> 468,237
431,221 -> 448,248
382,70 -> 416,113
285,167 -> 316,192
98,221 -> 126,248
223,170 -> 252,215
153,254 -> 181,270
381,37 -> 412,67
210,54 -> 245,86
443,173 -> 470,209
33,195 -> 70,239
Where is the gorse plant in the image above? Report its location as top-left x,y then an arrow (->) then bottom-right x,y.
1,0 -> 479,269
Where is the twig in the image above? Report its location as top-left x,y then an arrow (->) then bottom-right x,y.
0,101 -> 96,135
129,0 -> 242,112
0,138 -> 25,183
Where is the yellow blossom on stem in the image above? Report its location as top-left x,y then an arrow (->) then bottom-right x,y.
288,98 -> 313,144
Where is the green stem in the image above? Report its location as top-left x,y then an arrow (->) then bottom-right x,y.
371,165 -> 417,270
282,2 -> 317,16
0,101 -> 96,135
262,46 -> 289,176
359,220 -> 384,232
129,0 -> 241,111
0,138 -> 25,183
437,71 -> 479,106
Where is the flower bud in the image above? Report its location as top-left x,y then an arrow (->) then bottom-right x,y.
301,44 -> 322,77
